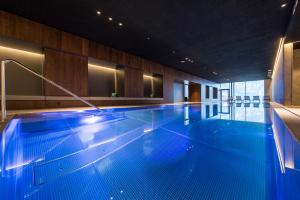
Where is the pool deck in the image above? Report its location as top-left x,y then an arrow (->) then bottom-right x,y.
271,102 -> 300,142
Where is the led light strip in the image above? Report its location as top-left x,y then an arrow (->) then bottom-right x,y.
0,45 -> 44,57
272,124 -> 286,174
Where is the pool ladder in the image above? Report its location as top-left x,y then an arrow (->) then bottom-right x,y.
1,59 -> 103,121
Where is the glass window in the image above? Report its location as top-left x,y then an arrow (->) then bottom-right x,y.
220,83 -> 230,89
245,80 -> 264,101
206,86 -> 210,99
213,87 -> 218,99
234,82 -> 245,98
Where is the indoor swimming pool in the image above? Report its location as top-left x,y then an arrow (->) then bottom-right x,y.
0,103 -> 299,200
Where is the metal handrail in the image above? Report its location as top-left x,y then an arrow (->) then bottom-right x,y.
1,59 -> 102,121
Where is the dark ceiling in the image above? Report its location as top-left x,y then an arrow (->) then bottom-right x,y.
0,0 -> 296,82
286,3 -> 300,43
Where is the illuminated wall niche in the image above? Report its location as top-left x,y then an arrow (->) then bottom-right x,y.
88,58 -> 124,97
143,73 -> 163,98
0,37 -> 44,96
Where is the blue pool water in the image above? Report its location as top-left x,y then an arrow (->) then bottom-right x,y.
0,103 -> 300,200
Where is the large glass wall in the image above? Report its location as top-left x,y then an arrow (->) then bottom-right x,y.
234,82 -> 245,98
221,80 -> 265,101
245,80 -> 264,100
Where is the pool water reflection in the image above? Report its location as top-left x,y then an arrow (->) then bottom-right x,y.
0,103 -> 299,200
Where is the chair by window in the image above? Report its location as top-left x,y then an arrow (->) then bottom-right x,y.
253,96 -> 260,103
235,96 -> 242,103
244,96 -> 250,103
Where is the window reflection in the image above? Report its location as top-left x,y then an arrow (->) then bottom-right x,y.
204,103 -> 265,123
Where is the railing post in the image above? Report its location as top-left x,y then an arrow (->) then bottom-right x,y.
1,61 -> 6,122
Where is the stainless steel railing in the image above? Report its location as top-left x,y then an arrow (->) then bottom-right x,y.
1,59 -> 103,121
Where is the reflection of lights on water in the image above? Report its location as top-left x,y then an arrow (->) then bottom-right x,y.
88,137 -> 117,149
81,116 -> 103,124
5,159 -> 33,170
143,128 -> 153,133
76,110 -> 85,113
184,106 -> 189,126
78,132 -> 95,143
143,140 -> 153,156
95,157 -> 112,173
35,157 -> 45,162
272,125 -> 285,174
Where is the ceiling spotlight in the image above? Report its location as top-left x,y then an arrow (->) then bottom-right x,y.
281,3 -> 287,8
180,60 -> 185,63
118,22 -> 123,26
146,37 -> 151,40
172,50 -> 176,54
212,71 -> 218,75
108,17 -> 113,21
96,11 -> 101,15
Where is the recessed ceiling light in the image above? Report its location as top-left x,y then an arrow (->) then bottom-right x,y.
108,17 -> 113,21
212,71 -> 218,75
281,3 -> 287,8
96,11 -> 101,15
146,37 -> 151,40
180,60 -> 185,63
172,50 -> 176,54
118,22 -> 123,26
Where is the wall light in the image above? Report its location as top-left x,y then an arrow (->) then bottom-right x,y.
118,22 -> 123,26
108,17 -> 113,21
0,45 -> 44,57
143,75 -> 153,79
96,10 -> 101,15
88,64 -> 116,72
271,37 -> 285,79
281,3 -> 287,8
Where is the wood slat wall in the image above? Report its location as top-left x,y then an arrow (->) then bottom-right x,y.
189,83 -> 201,102
0,10 -> 217,109
124,66 -> 143,97
44,48 -> 88,96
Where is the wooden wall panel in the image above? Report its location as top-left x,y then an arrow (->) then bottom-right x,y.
293,48 -> 300,105
189,83 -> 201,102
61,32 -> 89,56
0,10 -> 219,109
42,26 -> 61,49
125,66 -> 143,97
0,11 -> 42,44
44,48 -> 88,96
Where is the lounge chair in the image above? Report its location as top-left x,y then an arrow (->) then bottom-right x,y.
244,103 -> 250,107
235,96 -> 242,103
253,103 -> 260,108
244,96 -> 251,103
253,96 -> 260,103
